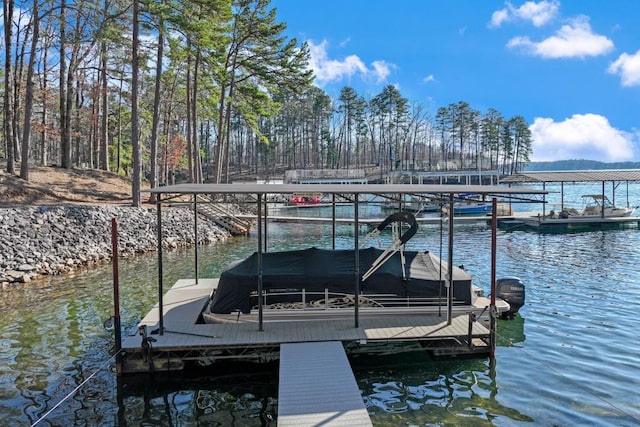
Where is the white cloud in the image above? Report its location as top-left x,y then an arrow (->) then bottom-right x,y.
529,114 -> 636,162
371,61 -> 392,83
608,50 -> 640,87
506,16 -> 614,58
307,39 -> 394,86
490,9 -> 510,28
423,74 -> 436,83
489,0 -> 559,28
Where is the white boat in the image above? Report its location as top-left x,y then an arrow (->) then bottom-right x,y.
560,194 -> 635,218
202,212 -> 524,325
520,194 -> 638,228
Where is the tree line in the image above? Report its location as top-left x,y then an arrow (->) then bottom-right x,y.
1,0 -> 532,206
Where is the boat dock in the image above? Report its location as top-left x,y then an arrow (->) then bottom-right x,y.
120,278 -> 491,423
516,215 -> 640,229
236,212 -> 538,226
238,212 -> 639,230
278,341 -> 372,427
114,182 -> 549,424
120,278 -> 493,374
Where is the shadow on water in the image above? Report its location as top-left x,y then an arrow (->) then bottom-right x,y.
113,349 -> 537,427
116,361 -> 279,426
348,317 -> 531,426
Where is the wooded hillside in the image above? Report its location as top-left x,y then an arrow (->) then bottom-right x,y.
2,0 -> 532,206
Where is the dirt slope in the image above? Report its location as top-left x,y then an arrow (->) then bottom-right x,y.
0,164 -> 147,207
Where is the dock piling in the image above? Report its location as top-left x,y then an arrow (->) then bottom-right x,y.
111,218 -> 123,375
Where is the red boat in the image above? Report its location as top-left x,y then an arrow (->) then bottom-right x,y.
288,194 -> 322,206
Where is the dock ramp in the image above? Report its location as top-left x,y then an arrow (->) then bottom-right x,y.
278,341 -> 372,427
196,196 -> 251,235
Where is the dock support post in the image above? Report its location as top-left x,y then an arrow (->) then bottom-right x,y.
157,198 -> 164,335
194,195 -> 199,285
111,218 -> 122,375
467,312 -> 475,348
490,198 -> 497,358
447,194 -> 454,325
264,196 -> 268,252
257,193 -> 264,331
601,181 -> 606,218
332,194 -> 336,250
354,195 -> 360,328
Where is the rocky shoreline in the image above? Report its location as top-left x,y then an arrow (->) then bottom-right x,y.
0,205 -> 230,286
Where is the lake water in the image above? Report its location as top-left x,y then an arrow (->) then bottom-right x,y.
1,182 -> 640,426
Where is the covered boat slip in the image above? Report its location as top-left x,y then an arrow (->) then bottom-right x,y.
150,183 -> 544,326
502,170 -> 640,213
502,170 -> 640,229
117,183 -> 545,375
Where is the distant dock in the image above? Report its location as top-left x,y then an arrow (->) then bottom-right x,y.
237,211 -> 538,226
516,215 -> 640,229
236,212 -> 640,230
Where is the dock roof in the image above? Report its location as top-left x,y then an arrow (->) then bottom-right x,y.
147,182 -> 546,197
502,170 -> 640,183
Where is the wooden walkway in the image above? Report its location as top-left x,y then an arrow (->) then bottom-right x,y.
120,279 -> 491,373
278,341 -> 372,427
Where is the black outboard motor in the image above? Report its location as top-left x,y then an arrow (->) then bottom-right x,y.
496,277 -> 525,319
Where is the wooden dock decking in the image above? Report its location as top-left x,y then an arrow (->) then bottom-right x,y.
120,279 -> 492,374
278,341 -> 372,427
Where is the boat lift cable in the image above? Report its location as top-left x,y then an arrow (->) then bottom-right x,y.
30,348 -> 125,427
487,325 -> 640,423
361,212 -> 418,282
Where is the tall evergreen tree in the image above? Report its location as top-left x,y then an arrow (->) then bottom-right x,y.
212,0 -> 312,183
131,0 -> 141,206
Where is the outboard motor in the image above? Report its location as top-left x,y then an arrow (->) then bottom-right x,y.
496,277 -> 525,319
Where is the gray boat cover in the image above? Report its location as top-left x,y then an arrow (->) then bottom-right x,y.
208,247 -> 472,313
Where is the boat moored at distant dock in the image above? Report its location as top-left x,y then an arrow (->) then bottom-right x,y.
560,194 -> 635,218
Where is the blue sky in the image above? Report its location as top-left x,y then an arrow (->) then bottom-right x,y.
271,0 -> 640,163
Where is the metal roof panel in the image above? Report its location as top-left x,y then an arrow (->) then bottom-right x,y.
502,170 -> 640,183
